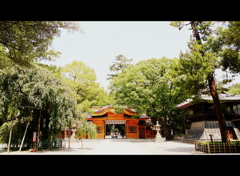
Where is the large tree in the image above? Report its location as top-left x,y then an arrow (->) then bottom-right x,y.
0,64 -> 78,150
0,21 -> 81,68
110,57 -> 187,139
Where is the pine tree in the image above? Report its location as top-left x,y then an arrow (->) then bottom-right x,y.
107,55 -> 133,80
170,21 -> 230,143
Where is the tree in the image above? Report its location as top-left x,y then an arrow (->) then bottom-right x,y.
107,54 -> 133,80
170,21 -> 231,143
0,21 -> 81,68
109,57 -> 187,139
74,114 -> 97,148
60,60 -> 110,147
0,64 -> 78,150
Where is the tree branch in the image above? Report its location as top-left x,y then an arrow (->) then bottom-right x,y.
18,82 -> 28,97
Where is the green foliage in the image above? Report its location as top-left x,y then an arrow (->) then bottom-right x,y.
218,21 -> 240,73
0,45 -> 12,69
107,54 -> 133,80
173,38 -> 219,96
60,60 -> 111,107
75,115 -> 97,139
0,122 -> 10,144
90,89 -> 113,106
111,104 -> 126,114
0,21 -> 81,68
0,120 -> 33,148
227,83 -> 240,95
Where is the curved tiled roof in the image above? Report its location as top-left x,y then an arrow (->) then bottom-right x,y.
91,105 -> 137,116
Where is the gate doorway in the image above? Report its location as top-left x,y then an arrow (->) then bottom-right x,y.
105,124 -> 126,139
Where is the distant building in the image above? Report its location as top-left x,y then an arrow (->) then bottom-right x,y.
58,105 -> 158,139
86,105 -> 157,139
176,92 -> 240,141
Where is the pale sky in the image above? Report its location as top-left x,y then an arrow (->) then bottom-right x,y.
41,21 -> 240,91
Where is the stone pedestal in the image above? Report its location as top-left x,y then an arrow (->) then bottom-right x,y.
155,121 -> 164,143
155,131 -> 164,143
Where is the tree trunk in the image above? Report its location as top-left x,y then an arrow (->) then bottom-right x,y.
208,72 -> 229,143
64,127 -> 66,149
190,21 -> 202,44
19,118 -> 30,152
7,119 -> 14,153
48,127 -> 51,150
163,117 -> 167,139
7,106 -> 15,153
36,109 -> 41,151
68,126 -> 70,149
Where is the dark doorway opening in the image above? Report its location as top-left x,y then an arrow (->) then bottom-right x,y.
105,124 -> 125,139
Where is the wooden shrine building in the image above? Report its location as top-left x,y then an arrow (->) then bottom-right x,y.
85,105 -> 157,139
177,92 -> 240,141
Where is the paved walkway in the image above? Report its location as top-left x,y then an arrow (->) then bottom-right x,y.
1,139 -> 240,155
84,140 -> 152,155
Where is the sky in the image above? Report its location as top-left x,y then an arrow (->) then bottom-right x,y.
41,21 -> 240,91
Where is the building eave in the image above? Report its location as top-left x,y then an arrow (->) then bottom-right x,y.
176,92 -> 240,109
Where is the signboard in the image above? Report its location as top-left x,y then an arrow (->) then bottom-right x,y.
33,132 -> 37,142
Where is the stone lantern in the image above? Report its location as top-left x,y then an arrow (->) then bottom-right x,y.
154,121 -> 164,143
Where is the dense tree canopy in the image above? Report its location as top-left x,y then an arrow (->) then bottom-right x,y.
0,65 -> 78,148
0,21 -> 81,68
60,60 -> 112,106
172,37 -> 219,96
216,21 -> 240,73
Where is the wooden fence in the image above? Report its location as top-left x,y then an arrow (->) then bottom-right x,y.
195,141 -> 240,153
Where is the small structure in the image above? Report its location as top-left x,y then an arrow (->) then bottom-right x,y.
176,92 -> 240,142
